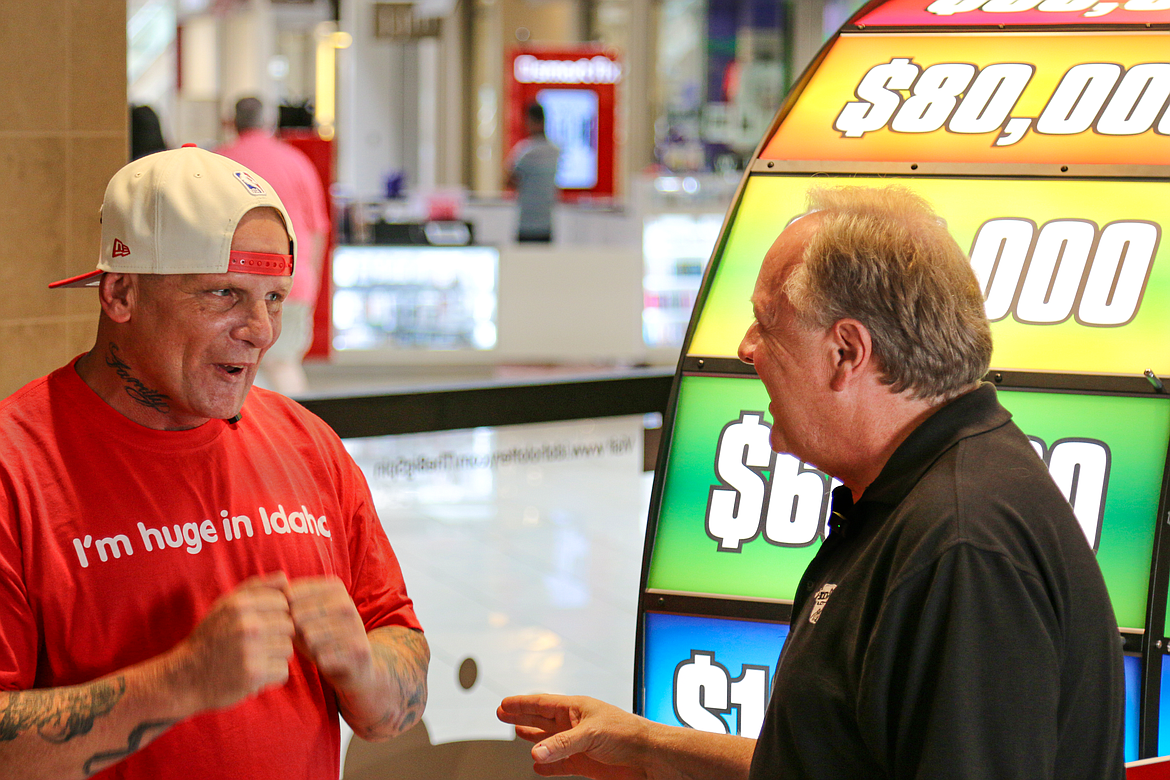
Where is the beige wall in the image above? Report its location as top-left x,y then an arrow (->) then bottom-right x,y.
0,0 -> 127,399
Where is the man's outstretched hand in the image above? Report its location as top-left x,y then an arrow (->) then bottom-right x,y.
498,694 -> 756,780
498,694 -> 650,779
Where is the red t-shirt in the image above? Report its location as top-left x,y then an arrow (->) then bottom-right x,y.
0,358 -> 421,779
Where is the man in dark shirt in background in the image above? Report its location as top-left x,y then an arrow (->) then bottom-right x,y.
507,102 -> 560,243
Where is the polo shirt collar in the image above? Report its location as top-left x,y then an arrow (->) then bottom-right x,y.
849,382 -> 1012,515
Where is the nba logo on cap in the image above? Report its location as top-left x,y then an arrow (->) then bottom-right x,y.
233,171 -> 266,196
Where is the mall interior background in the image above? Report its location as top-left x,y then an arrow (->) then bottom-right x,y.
1,0 -> 865,401
2,1 -> 863,776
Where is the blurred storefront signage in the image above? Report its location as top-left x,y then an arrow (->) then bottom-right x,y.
374,3 -> 441,39
505,47 -> 621,200
513,54 -> 622,85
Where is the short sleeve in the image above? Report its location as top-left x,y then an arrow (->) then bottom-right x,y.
507,140 -> 530,175
0,474 -> 38,691
332,442 -> 422,634
857,543 -> 1061,779
289,149 -> 329,238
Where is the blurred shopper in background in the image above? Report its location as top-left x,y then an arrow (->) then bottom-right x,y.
506,102 -> 560,243
130,105 -> 167,160
218,96 -> 329,395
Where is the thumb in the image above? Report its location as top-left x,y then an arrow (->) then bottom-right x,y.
533,727 -> 588,764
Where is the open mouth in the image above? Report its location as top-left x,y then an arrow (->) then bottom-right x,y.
217,364 -> 246,376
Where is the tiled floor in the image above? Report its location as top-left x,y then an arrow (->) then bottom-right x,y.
342,414 -> 652,747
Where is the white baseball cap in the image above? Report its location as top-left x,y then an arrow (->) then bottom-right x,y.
50,144 -> 297,288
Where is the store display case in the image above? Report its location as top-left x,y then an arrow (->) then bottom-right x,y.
331,244 -> 499,352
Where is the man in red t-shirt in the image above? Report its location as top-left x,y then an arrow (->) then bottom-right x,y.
0,146 -> 428,779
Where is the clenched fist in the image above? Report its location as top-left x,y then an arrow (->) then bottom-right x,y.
178,572 -> 296,711
285,576 -> 374,690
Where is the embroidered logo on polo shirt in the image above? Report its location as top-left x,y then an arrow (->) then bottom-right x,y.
809,584 -> 837,624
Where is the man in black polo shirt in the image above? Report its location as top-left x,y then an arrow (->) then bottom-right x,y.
497,186 -> 1125,779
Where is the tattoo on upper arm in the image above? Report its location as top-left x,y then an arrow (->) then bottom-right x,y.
82,719 -> 176,777
0,677 -> 126,744
106,344 -> 170,412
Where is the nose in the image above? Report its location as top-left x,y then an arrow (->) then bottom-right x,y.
738,322 -> 757,365
234,299 -> 279,350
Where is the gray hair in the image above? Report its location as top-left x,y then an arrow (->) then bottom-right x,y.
785,186 -> 991,402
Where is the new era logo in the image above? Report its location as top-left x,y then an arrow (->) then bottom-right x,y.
112,239 -> 131,257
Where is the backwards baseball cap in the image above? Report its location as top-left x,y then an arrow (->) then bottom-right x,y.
50,144 -> 297,288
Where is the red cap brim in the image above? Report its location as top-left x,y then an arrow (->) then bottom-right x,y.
48,270 -> 104,289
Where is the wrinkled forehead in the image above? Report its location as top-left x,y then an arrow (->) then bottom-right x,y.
210,269 -> 294,294
141,269 -> 293,295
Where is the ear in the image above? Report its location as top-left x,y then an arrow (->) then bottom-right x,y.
827,318 -> 874,392
97,273 -> 138,324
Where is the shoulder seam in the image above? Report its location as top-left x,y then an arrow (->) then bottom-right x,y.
0,373 -> 52,417
884,536 -> 1046,600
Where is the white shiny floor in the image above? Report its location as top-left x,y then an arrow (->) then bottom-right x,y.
343,414 -> 652,746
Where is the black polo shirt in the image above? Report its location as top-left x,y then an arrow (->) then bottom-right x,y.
748,384 -> 1125,780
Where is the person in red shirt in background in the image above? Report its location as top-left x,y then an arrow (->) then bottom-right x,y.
218,97 -> 329,395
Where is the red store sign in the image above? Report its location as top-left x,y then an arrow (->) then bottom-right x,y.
506,47 -> 621,201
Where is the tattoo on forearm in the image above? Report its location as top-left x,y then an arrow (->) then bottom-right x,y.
106,344 -> 170,412
383,629 -> 428,727
82,719 -> 175,777
0,677 -> 126,744
346,628 -> 428,738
